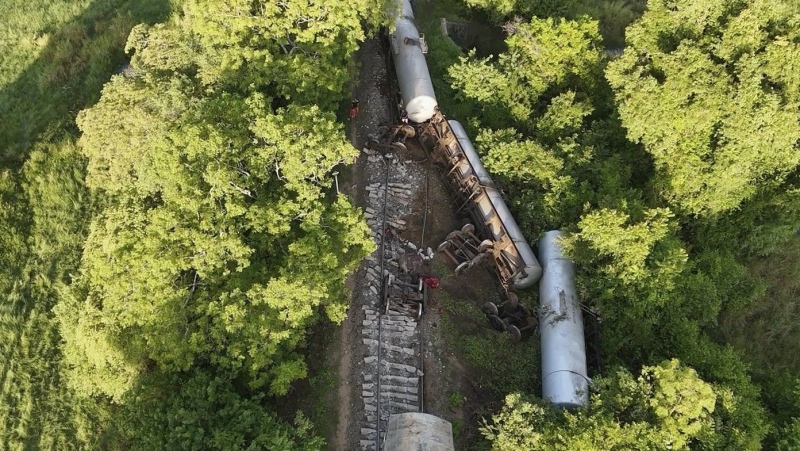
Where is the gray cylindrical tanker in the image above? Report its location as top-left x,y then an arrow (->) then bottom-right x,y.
391,0 -> 438,123
384,413 -> 455,451
449,120 -> 542,289
539,230 -> 589,409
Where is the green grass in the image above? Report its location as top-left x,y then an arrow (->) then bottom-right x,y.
0,0 -> 178,447
451,419 -> 465,442
0,0 -> 175,164
307,368 -> 338,426
440,291 -> 540,399
0,307 -> 108,450
449,391 -> 465,408
722,239 -> 800,374
435,287 -> 540,451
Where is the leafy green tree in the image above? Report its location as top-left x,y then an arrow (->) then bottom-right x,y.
461,0 -> 578,21
117,368 -> 324,451
166,0 -> 390,107
449,17 -> 603,133
775,418 -> 800,451
482,360 -> 716,450
563,208 -> 687,314
59,0 -> 379,404
606,0 -> 800,217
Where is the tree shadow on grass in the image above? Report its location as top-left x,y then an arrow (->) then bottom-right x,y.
0,1 -> 172,447
0,0 -> 174,167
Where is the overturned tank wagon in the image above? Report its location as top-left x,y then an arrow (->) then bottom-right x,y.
390,0 -> 438,123
425,117 -> 542,291
384,413 -> 455,451
539,230 -> 589,409
448,121 -> 542,289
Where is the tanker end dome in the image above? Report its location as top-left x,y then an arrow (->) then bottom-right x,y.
391,0 -> 438,123
539,230 -> 589,409
405,95 -> 438,124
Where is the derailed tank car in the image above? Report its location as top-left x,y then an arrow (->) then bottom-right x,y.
447,120 -> 542,289
385,0 -> 590,416
539,230 -> 589,409
388,0 -> 541,291
389,0 -> 438,123
424,118 -> 542,291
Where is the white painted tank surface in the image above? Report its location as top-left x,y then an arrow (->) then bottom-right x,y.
384,413 -> 455,451
448,120 -> 543,289
391,0 -> 438,123
538,230 -> 589,409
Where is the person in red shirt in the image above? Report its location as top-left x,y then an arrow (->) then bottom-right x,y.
349,99 -> 360,120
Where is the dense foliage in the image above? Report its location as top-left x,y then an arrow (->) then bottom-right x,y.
483,360 -> 716,450
0,0 -> 387,448
440,0 -> 800,448
607,0 -> 800,217
3,0 -> 799,448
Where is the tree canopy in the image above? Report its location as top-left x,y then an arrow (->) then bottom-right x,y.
482,360 -> 717,450
1,0 -> 388,448
606,0 -> 800,217
58,0 -> 382,405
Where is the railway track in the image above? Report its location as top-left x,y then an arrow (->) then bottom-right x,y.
357,145 -> 429,450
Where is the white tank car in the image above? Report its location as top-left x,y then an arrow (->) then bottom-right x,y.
449,120 -> 543,289
384,413 -> 455,451
538,230 -> 589,409
390,0 -> 438,123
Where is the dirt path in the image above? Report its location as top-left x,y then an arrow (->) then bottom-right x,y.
333,34 -> 394,451
333,286 -> 357,451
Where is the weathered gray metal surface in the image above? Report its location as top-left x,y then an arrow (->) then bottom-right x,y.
538,230 -> 589,409
384,413 -> 455,451
449,120 -> 543,289
390,0 -> 438,123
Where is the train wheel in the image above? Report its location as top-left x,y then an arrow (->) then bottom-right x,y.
482,302 -> 499,316
399,124 -> 416,138
391,142 -> 407,152
488,314 -> 507,332
455,261 -> 470,275
436,240 -> 451,253
461,223 -> 475,235
508,325 -> 522,342
506,291 -> 519,308
417,302 -> 423,321
478,239 -> 494,253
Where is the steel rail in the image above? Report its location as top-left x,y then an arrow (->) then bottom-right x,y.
375,158 -> 390,451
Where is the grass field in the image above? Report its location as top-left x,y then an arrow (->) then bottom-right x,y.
0,0 -> 177,447
0,0 -> 174,164
722,239 -> 800,374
